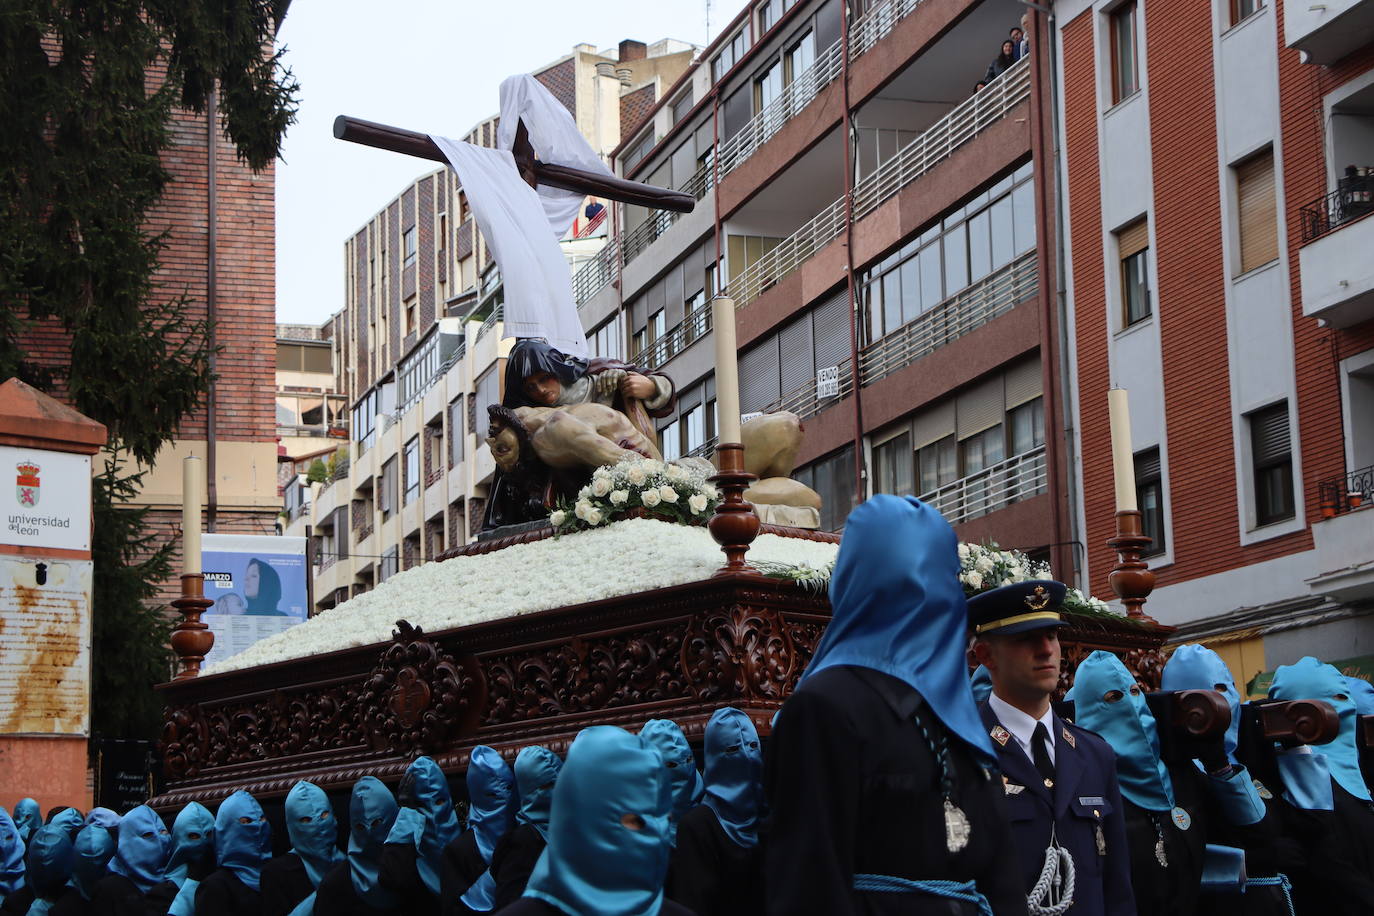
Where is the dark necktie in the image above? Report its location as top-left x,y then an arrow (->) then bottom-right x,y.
1032,721 -> 1055,783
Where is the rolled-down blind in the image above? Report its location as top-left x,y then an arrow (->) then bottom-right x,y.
912,399 -> 957,449
1004,357 -> 1043,408
779,313 -> 815,397
1237,150 -> 1277,274
957,376 -> 1006,439
739,336 -> 781,414
1118,218 -> 1149,258
1250,402 -> 1290,464
1134,446 -> 1161,482
812,288 -> 850,370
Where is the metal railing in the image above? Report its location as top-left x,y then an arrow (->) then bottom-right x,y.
918,446 -> 1047,525
725,57 -> 1030,310
1317,463 -> 1374,517
1299,174 -> 1374,244
621,161 -> 715,267
759,356 -> 855,422
717,37 -> 845,177
637,304 -> 713,371
476,305 -> 504,341
572,237 -> 618,305
851,0 -> 924,56
860,250 -> 1038,386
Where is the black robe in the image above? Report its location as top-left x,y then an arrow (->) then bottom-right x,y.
0,886 -> 32,915
88,874 -> 178,916
194,869 -> 260,916
491,824 -> 547,909
665,805 -> 762,916
1279,782 -> 1374,915
47,885 -> 97,916
378,842 -> 440,916
440,828 -> 492,916
261,851 -> 316,916
494,897 -> 696,916
314,860 -> 407,916
764,666 -> 1027,915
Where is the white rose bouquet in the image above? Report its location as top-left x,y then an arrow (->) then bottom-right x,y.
550,457 -> 722,534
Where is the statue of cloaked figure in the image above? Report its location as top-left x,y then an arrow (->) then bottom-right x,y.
482,339 -> 677,530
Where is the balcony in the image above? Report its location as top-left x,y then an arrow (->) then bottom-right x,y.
1285,0 -> 1374,64
622,165 -> 713,267
1307,466 -> 1374,601
638,303 -> 712,372
725,56 -> 1030,309
1298,180 -> 1374,328
860,251 -> 1038,387
918,445 -> 1047,526
573,237 -> 618,306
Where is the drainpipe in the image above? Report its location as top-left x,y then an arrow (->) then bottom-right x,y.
840,2 -> 867,507
206,86 -> 220,532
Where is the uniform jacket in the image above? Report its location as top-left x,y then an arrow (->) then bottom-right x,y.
979,701 -> 1135,916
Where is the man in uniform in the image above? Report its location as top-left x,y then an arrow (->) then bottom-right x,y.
970,580 -> 1135,915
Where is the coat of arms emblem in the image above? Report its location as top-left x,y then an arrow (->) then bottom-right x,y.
16,461 -> 40,507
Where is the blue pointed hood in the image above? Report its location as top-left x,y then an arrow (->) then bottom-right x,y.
214,791 -> 271,891
12,800 -> 40,847
970,665 -> 994,705
1347,676 -> 1374,715
25,825 -> 74,899
164,803 -> 215,887
109,805 -> 171,893
285,781 -> 342,888
71,824 -> 116,901
702,707 -> 764,849
465,746 -> 516,862
47,809 -> 83,841
802,495 -> 996,764
1270,657 -> 1369,801
0,809 -> 25,897
384,756 -> 460,895
84,809 -> 120,832
347,777 -> 399,908
524,726 -> 673,916
638,720 -> 701,842
1069,650 -> 1174,810
1163,644 -> 1242,764
513,746 -> 563,842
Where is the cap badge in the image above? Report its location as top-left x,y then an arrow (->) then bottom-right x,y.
1024,585 -> 1051,611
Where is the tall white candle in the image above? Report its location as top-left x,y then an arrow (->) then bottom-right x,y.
1107,388 -> 1138,513
183,456 -> 203,575
712,296 -> 743,444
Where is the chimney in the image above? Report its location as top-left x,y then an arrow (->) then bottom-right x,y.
595,61 -> 616,79
618,39 -> 647,62
616,68 -> 633,87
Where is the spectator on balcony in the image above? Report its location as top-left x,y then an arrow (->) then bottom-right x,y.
974,80 -> 988,93
986,41 -> 1018,82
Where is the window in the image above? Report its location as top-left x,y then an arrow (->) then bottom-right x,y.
1008,398 -> 1045,455
448,396 -> 464,467
379,546 -> 399,583
1230,0 -> 1263,25
960,425 -> 1005,475
660,419 -> 682,461
1135,447 -> 1165,557
624,133 -> 656,172
1111,2 -> 1140,103
380,456 -> 398,519
592,314 -> 624,360
403,226 -> 417,268
1236,149 -> 1278,275
474,369 -> 500,434
632,328 -> 648,358
403,437 -> 420,505
404,295 -> 417,335
786,32 -> 816,85
758,0 -> 783,33
873,432 -> 914,497
794,447 -> 856,531
1249,402 -> 1294,526
713,30 -> 749,83
683,402 -> 707,454
648,309 -> 666,343
755,59 -> 784,112
672,91 -> 694,125
918,436 -> 958,494
1118,219 -> 1151,326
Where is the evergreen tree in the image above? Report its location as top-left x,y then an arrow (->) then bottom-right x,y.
0,1 -> 298,737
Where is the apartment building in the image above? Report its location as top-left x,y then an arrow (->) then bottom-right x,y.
574,0 -> 1070,570
1056,0 -> 1374,685
288,40 -> 696,611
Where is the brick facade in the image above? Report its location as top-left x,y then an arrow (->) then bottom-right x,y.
620,85 -> 657,143
534,58 -> 577,118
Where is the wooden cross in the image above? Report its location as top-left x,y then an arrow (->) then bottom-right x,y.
333,115 -> 695,213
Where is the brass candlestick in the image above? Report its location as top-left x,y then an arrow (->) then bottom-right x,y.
1107,509 -> 1157,622
708,443 -> 759,575
170,573 -> 215,678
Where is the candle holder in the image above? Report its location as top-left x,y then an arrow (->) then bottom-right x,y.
1107,510 -> 1157,623
708,443 -> 760,575
170,574 -> 215,679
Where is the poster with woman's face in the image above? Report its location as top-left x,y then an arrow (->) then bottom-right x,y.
199,535 -> 308,665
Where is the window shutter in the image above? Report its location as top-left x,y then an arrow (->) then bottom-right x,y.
812,288 -> 850,370
665,262 -> 686,328
1118,219 -> 1149,258
334,507 -> 350,560
779,314 -> 815,397
1238,151 -> 1278,274
1251,402 -> 1290,464
912,399 -> 957,449
739,336 -> 781,413
1004,357 -> 1043,408
671,141 -> 697,190
957,376 -> 1006,439
1134,447 -> 1161,482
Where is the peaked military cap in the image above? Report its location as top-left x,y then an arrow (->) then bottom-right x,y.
968,579 -> 1070,636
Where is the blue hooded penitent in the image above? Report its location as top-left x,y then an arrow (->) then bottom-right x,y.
459,745 -> 517,912
0,808 -> 25,899
802,494 -> 996,765
702,707 -> 764,849
109,805 -> 171,893
513,746 -> 563,842
70,825 -> 116,901
1069,650 -> 1174,811
26,824 -> 75,911
970,665 -> 994,705
214,791 -> 271,891
1347,676 -> 1374,715
347,777 -> 399,908
285,781 -> 342,887
523,726 -> 673,916
47,809 -> 83,841
84,808 -> 121,833
1270,657 -> 1370,801
164,803 -> 215,887
13,800 -> 40,846
385,755 -> 460,896
1162,644 -> 1242,764
639,720 -> 702,840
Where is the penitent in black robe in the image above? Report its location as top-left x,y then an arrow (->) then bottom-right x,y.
261,852 -> 316,916
87,874 -> 178,916
378,843 -> 440,916
764,666 -> 1027,915
194,869 -> 260,916
313,859 -> 407,916
665,805 -> 763,916
491,823 -> 547,909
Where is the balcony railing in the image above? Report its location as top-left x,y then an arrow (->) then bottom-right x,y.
851,0 -> 924,56
860,250 -> 1038,386
622,161 -> 715,267
918,445 -> 1048,526
759,355 -> 855,422
725,57 -> 1030,310
572,238 -> 618,306
1317,463 -> 1374,517
476,305 -> 504,341
1299,174 -> 1374,244
637,304 -> 713,371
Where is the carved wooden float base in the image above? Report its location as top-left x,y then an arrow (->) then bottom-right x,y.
154,564 -> 1171,810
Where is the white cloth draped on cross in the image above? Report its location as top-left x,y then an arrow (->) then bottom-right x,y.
429,74 -> 611,359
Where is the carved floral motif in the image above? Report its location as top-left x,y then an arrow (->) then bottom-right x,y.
681,604 -> 799,701
360,621 -> 483,757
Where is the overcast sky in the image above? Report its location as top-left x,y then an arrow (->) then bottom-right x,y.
274,0 -> 747,326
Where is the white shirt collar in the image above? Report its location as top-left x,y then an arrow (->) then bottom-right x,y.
988,691 -> 1056,764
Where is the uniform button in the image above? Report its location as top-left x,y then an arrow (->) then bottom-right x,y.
1043,778 -> 1054,788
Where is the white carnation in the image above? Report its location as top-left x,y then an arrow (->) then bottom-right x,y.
609,490 -> 629,506
549,510 -> 567,527
688,493 -> 709,514
641,488 -> 661,508
658,485 -> 679,503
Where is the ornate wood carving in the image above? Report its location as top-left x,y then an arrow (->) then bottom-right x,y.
360,621 -> 484,757
681,603 -> 798,701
